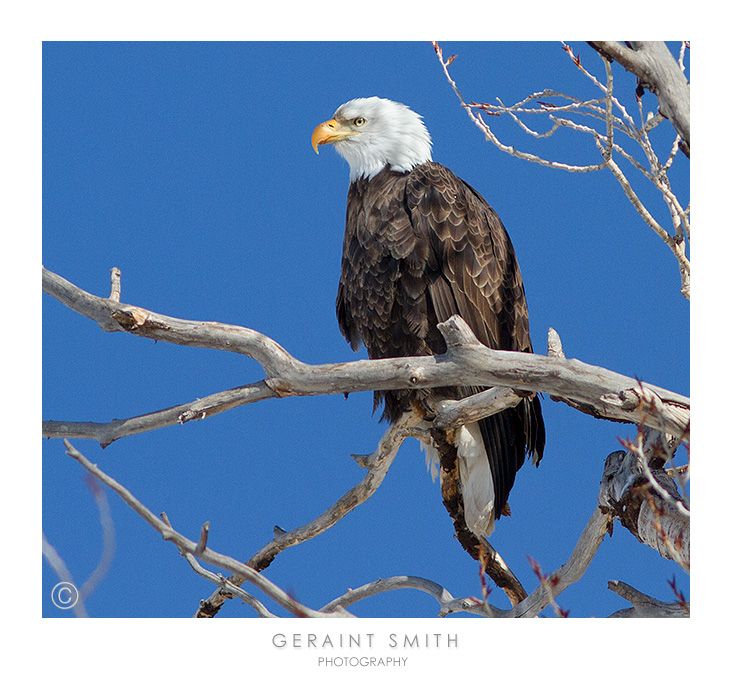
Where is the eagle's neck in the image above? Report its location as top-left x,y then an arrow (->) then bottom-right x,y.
335,135 -> 432,182
349,158 -> 392,182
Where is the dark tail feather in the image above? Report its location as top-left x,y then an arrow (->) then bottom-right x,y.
477,394 -> 545,522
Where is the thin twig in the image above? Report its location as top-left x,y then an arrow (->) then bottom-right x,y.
431,41 -> 690,299
78,476 -> 116,603
431,42 -> 608,173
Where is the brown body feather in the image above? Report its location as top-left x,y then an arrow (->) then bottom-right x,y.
336,161 -> 545,533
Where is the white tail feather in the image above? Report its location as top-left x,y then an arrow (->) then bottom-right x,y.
457,423 -> 496,537
421,440 -> 441,482
420,423 -> 495,537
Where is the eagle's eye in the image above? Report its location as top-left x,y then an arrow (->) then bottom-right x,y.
353,117 -> 367,127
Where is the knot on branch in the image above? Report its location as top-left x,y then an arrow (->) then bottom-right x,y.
616,386 -> 661,411
178,409 -> 207,424
601,385 -> 690,440
111,307 -> 154,331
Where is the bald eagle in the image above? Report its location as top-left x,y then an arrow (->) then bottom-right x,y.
312,97 -> 545,553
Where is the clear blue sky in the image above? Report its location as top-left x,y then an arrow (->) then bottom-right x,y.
42,41 -> 689,621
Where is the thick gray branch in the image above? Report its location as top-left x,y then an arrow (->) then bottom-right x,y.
588,41 -> 690,155
437,317 -> 689,437
43,268 -> 690,444
42,267 -> 298,378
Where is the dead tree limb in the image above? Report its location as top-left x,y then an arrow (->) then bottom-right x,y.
61,440 -> 355,618
195,412 -> 424,618
43,268 -> 690,444
588,41 -> 690,156
432,41 -> 690,298
508,507 -> 613,618
320,576 -> 464,615
607,579 -> 689,618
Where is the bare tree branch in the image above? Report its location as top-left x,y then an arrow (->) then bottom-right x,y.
432,387 -> 522,430
440,506 -> 615,619
61,440 -> 355,618
508,507 -> 613,618
182,554 -> 278,617
607,579 -> 689,618
43,475 -> 116,617
431,42 -> 608,174
42,382 -> 272,448
42,266 -> 297,377
43,268 -> 690,443
320,576 -> 461,615
431,41 -> 690,299
42,533 -> 89,618
78,476 -> 116,603
588,41 -> 690,155
196,412 -> 425,617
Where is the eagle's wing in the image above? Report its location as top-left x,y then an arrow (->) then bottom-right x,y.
405,163 -> 532,354
405,162 -> 545,517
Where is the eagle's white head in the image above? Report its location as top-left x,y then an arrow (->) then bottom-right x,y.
312,97 -> 433,181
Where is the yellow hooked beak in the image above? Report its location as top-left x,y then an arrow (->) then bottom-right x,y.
311,118 -> 358,153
